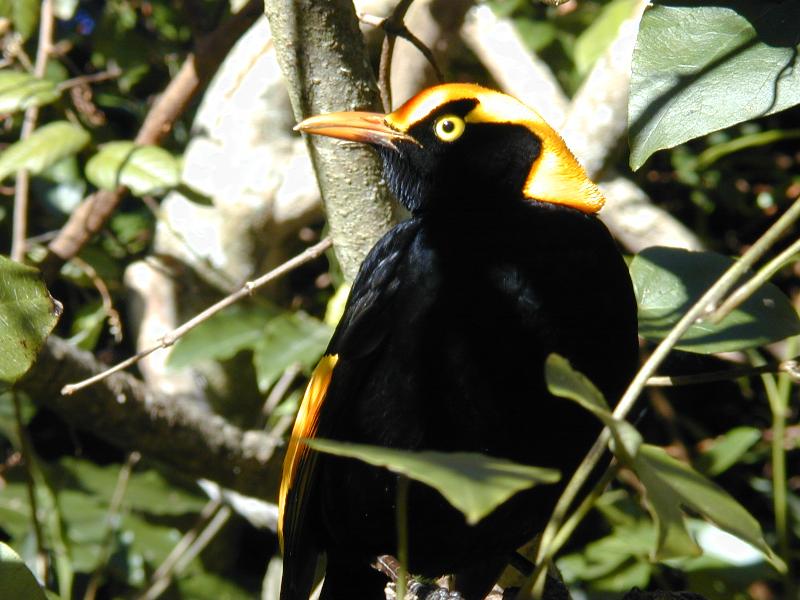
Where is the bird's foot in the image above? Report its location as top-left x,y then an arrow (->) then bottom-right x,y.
384,581 -> 464,600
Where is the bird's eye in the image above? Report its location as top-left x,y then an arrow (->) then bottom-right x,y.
433,115 -> 465,142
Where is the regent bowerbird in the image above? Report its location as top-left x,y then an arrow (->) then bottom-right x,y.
279,83 -> 639,600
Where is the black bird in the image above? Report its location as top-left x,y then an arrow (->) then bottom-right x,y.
279,83 -> 639,600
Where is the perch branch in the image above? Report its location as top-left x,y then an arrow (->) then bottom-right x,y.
19,336 -> 284,500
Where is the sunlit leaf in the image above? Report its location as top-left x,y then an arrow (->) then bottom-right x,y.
0,121 -> 90,182
0,256 -> 62,382
86,141 -> 180,196
629,2 -> 800,169
630,247 -> 800,353
633,444 -> 783,571
0,542 -> 49,600
307,439 -> 559,525
0,71 -> 61,114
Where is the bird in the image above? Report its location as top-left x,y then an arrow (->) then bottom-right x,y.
278,83 -> 639,600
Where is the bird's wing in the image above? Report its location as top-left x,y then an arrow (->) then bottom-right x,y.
279,222 -> 420,600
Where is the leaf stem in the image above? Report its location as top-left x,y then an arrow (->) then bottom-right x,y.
11,390 -> 48,583
396,475 -> 410,600
707,235 -> 800,325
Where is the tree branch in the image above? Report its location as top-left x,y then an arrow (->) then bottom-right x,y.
19,336 -> 284,500
264,0 -> 396,281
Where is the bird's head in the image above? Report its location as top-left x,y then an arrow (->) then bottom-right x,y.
295,83 -> 604,215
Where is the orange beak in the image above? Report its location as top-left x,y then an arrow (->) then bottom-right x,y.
294,111 -> 418,150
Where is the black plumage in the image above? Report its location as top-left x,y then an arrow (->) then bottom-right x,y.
280,84 -> 639,600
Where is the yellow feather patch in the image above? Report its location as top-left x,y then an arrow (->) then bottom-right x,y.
385,83 -> 605,214
278,354 -> 339,552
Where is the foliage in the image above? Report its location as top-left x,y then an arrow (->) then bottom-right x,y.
0,0 -> 799,599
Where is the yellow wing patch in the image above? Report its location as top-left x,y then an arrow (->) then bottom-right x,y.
278,354 -> 339,551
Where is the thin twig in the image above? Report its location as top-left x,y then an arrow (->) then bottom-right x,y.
11,0 -> 54,262
361,0 -> 443,111
260,362 -> 302,426
529,463 -> 619,596
707,235 -> 800,325
11,391 -> 48,582
56,66 -> 122,92
646,357 -> 800,387
137,499 -> 228,600
61,237 -> 332,395
70,255 -> 124,343
524,195 -> 800,598
83,452 -> 142,600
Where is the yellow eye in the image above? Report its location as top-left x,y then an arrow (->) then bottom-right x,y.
433,115 -> 465,142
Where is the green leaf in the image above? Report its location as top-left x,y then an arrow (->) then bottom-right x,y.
8,0 -> 38,40
252,312 -> 332,392
0,256 -> 62,382
545,354 -> 642,460
574,0 -> 637,77
85,141 -> 180,196
0,121 -> 90,181
0,542 -> 50,600
629,2 -> 800,169
167,304 -> 277,370
307,439 -> 560,525
630,246 -> 800,353
633,444 -> 783,570
0,71 -> 61,114
695,426 -> 762,477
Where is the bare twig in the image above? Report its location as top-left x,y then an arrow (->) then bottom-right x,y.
360,0 -> 443,110
647,357 -> 800,387
11,391 -> 48,582
70,255 -> 123,343
56,66 -> 122,91
706,236 -> 800,325
11,0 -> 54,262
138,501 -> 232,600
83,452 -> 141,600
61,237 -> 332,395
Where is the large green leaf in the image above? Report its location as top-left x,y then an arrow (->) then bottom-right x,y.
0,121 -> 90,181
0,256 -> 62,383
252,312 -> 332,392
629,2 -> 800,170
307,439 -> 560,525
634,444 -> 782,571
85,141 -> 181,196
0,71 -> 61,114
0,542 -> 50,600
630,246 -> 800,353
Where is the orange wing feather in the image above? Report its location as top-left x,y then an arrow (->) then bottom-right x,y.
278,354 -> 339,552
